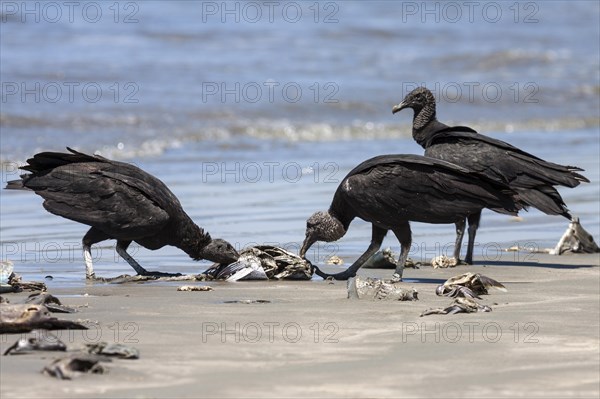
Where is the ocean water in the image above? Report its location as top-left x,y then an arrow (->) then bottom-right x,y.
0,1 -> 598,284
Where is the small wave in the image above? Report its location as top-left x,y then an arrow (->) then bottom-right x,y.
1,116 -> 598,164
434,49 -> 570,71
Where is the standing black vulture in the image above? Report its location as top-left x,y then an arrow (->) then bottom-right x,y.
392,87 -> 589,264
5,148 -> 240,279
299,154 -> 520,281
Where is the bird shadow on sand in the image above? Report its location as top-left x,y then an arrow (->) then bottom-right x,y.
400,277 -> 447,285
478,260 -> 596,270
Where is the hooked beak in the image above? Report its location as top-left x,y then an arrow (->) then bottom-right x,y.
392,101 -> 408,114
299,235 -> 316,258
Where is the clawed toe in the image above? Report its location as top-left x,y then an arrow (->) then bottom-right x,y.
313,266 -> 355,281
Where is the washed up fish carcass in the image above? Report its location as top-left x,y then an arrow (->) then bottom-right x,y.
0,304 -> 87,334
4,334 -> 67,355
420,297 -> 492,317
43,354 -> 110,380
86,342 -> 139,359
24,292 -> 76,313
436,272 -> 507,297
204,252 -> 267,281
347,276 -> 418,301
0,262 -> 47,293
551,217 -> 599,254
205,245 -> 313,282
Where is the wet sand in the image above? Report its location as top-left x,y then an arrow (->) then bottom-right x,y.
1,252 -> 598,398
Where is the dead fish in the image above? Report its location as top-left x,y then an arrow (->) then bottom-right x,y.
437,285 -> 481,299
86,342 -> 139,359
550,217 -> 600,255
436,272 -> 507,297
0,304 -> 88,334
205,245 -> 313,281
4,334 -> 67,355
347,276 -> 418,301
421,297 -> 492,317
42,354 -> 109,379
205,252 -> 267,282
24,292 -> 76,313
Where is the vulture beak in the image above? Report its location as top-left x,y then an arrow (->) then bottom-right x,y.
299,235 -> 316,258
392,101 -> 408,114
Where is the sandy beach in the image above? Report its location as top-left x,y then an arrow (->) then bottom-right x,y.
1,252 -> 598,398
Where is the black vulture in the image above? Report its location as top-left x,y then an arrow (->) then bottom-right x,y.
5,148 -> 239,279
299,154 -> 520,281
393,87 -> 589,264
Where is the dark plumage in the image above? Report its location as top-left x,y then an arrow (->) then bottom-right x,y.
5,148 -> 239,279
299,154 -> 520,281
393,87 -> 589,264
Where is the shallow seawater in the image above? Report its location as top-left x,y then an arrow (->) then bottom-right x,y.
1,129 -> 598,287
0,1 -> 598,287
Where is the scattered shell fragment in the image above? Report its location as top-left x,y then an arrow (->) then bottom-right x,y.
327,256 -> 344,265
177,285 -> 213,292
347,276 -> 418,301
431,255 -> 458,269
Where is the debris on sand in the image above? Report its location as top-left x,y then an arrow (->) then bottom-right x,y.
327,256 -> 344,265
361,248 -> 421,269
0,304 -> 88,334
431,255 -> 458,269
347,276 -> 418,301
436,273 -> 507,297
223,299 -> 271,304
420,297 -> 492,317
24,292 -> 76,313
177,285 -> 213,292
504,218 -> 599,255
42,354 -> 110,380
1,262 -> 47,293
206,245 -> 313,281
550,218 -> 599,254
4,334 -> 67,355
85,342 -> 139,359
